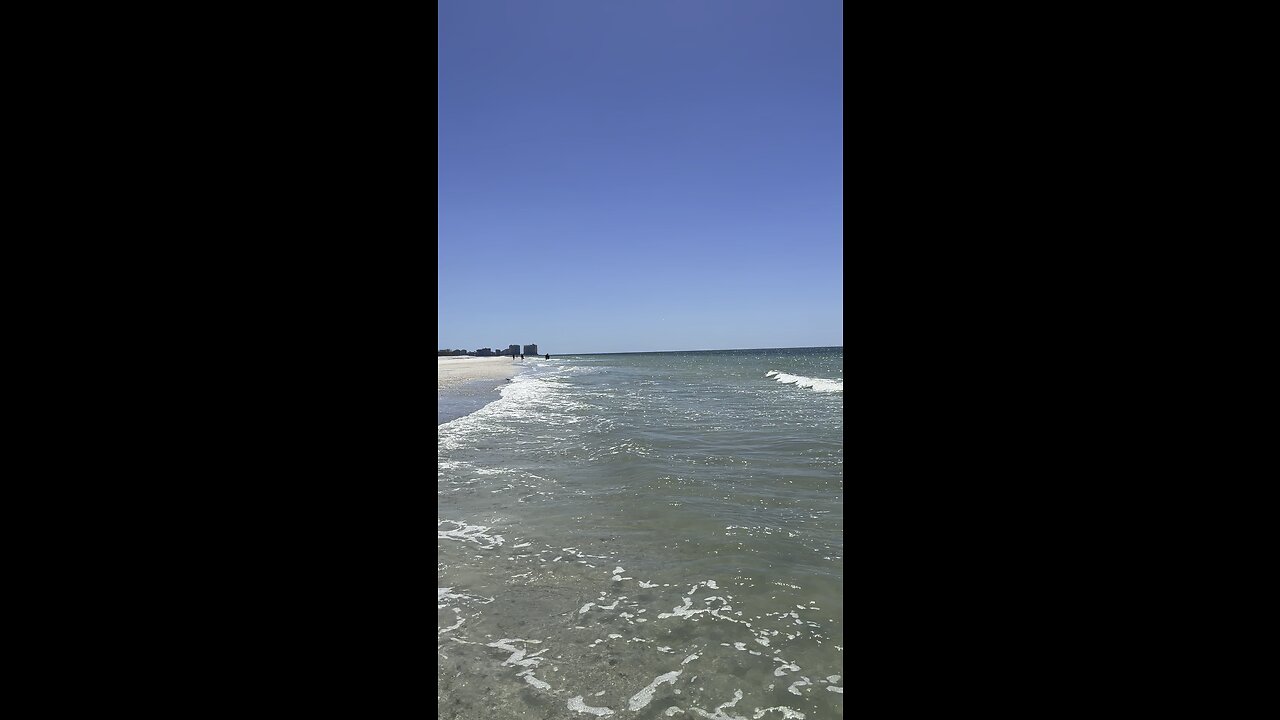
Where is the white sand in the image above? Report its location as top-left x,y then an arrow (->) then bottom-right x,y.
438,356 -> 524,391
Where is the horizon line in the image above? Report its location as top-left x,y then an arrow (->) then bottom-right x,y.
553,345 -> 843,356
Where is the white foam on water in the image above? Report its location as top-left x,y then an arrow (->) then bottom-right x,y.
686,579 -> 720,593
665,708 -> 685,716
691,689 -> 745,720
567,696 -> 615,716
709,606 -> 746,625
438,520 -> 505,548
517,670 -> 551,690
786,677 -> 811,696
765,370 -> 842,393
752,708 -> 806,719
826,675 -> 840,683
438,613 -> 465,635
485,638 -> 542,667
827,686 -> 842,693
773,661 -> 800,677
639,580 -> 659,588
660,597 -> 711,620
628,670 -> 682,711
437,587 -> 494,609
681,652 -> 701,665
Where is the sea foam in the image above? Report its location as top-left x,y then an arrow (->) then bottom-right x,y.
765,370 -> 842,393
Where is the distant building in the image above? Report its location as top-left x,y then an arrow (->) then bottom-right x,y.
523,344 -> 538,355
508,345 -> 521,356
476,348 -> 493,357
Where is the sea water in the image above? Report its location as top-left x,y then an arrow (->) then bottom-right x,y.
438,348 -> 843,719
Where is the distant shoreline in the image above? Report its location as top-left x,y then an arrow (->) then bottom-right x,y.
437,355 -> 528,392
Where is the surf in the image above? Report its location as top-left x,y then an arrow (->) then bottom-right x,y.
765,370 -> 843,393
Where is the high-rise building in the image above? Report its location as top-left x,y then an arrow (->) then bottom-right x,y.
508,345 -> 521,356
523,344 -> 538,355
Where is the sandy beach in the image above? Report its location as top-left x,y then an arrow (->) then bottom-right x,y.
437,355 -> 523,391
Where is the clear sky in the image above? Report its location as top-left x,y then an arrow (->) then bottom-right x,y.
439,0 -> 842,355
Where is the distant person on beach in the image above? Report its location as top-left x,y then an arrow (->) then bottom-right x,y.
520,353 -> 524,360
545,354 -> 549,360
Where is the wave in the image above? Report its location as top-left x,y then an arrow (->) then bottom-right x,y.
766,370 -> 843,393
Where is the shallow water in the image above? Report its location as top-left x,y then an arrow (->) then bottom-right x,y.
439,377 -> 513,425
438,348 -> 843,719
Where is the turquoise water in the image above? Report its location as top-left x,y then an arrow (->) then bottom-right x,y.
438,348 -> 843,719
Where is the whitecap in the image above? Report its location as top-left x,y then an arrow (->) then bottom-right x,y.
765,371 -> 842,393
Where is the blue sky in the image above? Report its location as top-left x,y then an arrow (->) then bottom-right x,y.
439,0 -> 842,354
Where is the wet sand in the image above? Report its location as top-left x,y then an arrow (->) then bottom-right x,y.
438,356 -> 523,391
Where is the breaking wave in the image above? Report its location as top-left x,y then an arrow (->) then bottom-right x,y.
766,370 -> 843,393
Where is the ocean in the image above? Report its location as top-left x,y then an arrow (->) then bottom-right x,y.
438,347 -> 843,719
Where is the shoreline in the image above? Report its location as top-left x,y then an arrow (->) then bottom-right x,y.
437,356 -> 530,425
437,356 -> 524,391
